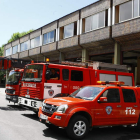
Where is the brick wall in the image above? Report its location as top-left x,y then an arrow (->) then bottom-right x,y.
80,27 -> 111,45
30,29 -> 41,39
113,0 -> 130,6
20,34 -> 30,43
42,21 -> 57,34
29,47 -> 40,56
112,18 -> 140,38
59,11 -> 79,27
19,50 -> 28,58
81,0 -> 110,19
41,42 -> 56,53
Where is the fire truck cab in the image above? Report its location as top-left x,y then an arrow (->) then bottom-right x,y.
18,62 -> 134,111
5,69 -> 24,103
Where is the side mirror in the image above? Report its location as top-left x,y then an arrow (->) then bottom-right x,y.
46,70 -> 50,80
98,97 -> 107,103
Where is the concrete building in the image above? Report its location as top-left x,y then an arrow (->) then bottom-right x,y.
4,0 -> 140,84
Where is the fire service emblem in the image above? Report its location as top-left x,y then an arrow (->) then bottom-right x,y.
48,89 -> 54,96
106,106 -> 112,115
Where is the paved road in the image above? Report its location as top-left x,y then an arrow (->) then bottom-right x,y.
0,88 -> 140,140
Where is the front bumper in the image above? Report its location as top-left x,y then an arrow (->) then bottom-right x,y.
18,97 -> 42,109
38,107 -> 69,128
5,94 -> 18,103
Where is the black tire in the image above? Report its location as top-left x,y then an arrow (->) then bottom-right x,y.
66,115 -> 89,140
45,123 -> 58,129
136,117 -> 140,133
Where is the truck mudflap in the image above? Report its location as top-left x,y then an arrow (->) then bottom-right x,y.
6,95 -> 18,103
18,97 -> 42,109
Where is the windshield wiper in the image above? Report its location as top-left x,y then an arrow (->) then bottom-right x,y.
75,96 -> 83,99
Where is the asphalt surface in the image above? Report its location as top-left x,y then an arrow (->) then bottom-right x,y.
0,88 -> 140,140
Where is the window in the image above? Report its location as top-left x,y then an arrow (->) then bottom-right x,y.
13,45 -> 18,54
120,1 -> 132,22
134,0 -> 139,17
43,30 -> 55,45
6,48 -> 11,56
31,36 -> 40,48
85,11 -> 105,32
122,89 -> 136,102
101,89 -> 120,103
71,70 -> 83,81
20,41 -> 29,52
62,69 -> 69,81
49,68 -> 60,80
64,23 -> 74,39
117,0 -> 140,23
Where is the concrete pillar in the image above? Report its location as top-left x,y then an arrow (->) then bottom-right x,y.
82,49 -> 89,62
114,42 -> 121,65
59,52 -> 65,63
137,57 -> 140,85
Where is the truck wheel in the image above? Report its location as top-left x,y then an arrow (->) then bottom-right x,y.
66,115 -> 89,140
136,117 -> 140,133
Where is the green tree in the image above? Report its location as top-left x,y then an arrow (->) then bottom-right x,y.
8,29 -> 34,43
0,45 -> 4,56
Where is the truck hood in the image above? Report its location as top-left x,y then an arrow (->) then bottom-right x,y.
44,97 -> 90,106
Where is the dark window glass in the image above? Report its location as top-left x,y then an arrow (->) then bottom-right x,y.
102,89 -> 120,103
62,69 -> 69,81
71,70 -> 83,81
122,89 -> 136,102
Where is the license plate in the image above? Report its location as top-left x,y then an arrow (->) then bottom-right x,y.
40,114 -> 48,120
6,95 -> 11,99
25,95 -> 30,98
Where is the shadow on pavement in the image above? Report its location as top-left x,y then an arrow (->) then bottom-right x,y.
43,127 -> 70,140
22,113 -> 39,121
42,126 -> 140,140
0,105 -> 26,111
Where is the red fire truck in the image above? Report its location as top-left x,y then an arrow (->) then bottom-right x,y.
5,69 -> 24,103
18,61 -> 135,112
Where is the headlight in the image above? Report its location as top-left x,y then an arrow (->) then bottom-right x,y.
56,104 -> 68,113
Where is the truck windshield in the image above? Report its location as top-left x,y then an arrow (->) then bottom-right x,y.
70,87 -> 104,100
7,71 -> 21,85
22,64 -> 43,82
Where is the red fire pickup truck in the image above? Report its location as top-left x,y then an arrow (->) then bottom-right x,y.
39,81 -> 140,140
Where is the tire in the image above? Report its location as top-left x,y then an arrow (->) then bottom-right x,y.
136,117 -> 140,133
66,115 -> 89,140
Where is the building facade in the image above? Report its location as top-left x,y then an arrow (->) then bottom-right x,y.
4,0 -> 140,84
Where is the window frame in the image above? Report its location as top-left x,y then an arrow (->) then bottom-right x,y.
12,45 -> 18,54
119,0 -> 140,23
43,30 -> 55,45
64,23 -> 74,39
85,10 -> 105,33
100,88 -> 120,103
122,89 -> 136,103
31,36 -> 40,49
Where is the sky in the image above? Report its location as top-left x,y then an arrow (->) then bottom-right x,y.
0,0 -> 97,47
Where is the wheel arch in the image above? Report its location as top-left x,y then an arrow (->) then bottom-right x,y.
68,111 -> 92,127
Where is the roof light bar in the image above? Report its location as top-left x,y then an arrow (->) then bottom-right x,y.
97,81 -> 125,86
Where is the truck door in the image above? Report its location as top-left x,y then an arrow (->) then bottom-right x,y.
94,88 -> 123,126
44,67 -> 62,99
61,69 -> 70,94
121,88 -> 139,124
69,68 -> 85,94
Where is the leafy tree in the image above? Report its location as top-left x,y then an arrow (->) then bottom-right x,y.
0,45 -> 4,56
8,29 -> 34,43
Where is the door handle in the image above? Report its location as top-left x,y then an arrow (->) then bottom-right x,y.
134,105 -> 138,107
117,105 -> 121,108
